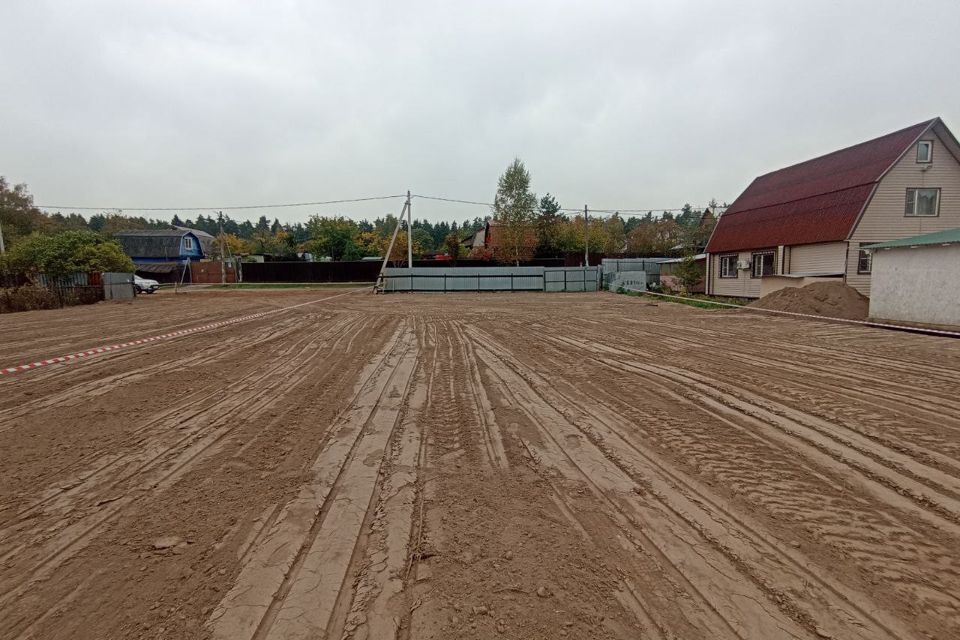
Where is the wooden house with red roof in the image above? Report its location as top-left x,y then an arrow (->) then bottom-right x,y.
705,117 -> 960,298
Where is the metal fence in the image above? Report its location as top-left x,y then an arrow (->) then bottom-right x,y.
381,266 -> 599,292
103,272 -> 135,300
1,272 -> 104,312
601,258 -> 669,289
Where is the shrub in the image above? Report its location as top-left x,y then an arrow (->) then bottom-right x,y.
3,230 -> 133,280
0,286 -> 59,313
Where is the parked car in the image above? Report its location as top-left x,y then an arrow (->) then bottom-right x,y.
134,275 -> 160,294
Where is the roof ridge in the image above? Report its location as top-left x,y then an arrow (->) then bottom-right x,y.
752,118 -> 937,181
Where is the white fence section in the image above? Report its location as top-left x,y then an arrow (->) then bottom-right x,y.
382,266 -> 599,292
609,272 -> 648,292
601,258 -> 669,289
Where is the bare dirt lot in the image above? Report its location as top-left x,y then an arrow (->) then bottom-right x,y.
2,289 -> 960,640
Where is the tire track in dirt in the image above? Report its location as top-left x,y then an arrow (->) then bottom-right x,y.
470,325 -> 920,640
0,313 -> 367,613
339,319 -> 435,640
0,310 -> 317,419
603,312 -> 960,395
4,291 -> 959,639
540,330 -> 960,529
0,312 -> 395,640
466,331 -> 814,639
0,315 -> 358,527
0,290 -> 350,367
608,316 -> 960,433
479,320 -> 960,636
554,313 -> 960,497
207,321 -> 419,640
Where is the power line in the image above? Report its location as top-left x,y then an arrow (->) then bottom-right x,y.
412,194 -> 494,207
412,193 -> 722,214
34,191 -> 725,217
34,194 -> 407,212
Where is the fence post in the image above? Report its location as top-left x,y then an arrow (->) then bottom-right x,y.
584,205 -> 589,267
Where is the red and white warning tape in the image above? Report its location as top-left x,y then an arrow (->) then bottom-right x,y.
0,288 -> 366,377
630,289 -> 960,338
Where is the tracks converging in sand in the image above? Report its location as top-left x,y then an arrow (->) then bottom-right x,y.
1,290 -> 958,639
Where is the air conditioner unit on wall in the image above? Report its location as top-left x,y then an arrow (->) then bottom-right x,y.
737,260 -> 751,270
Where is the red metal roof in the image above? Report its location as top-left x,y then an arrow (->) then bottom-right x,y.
706,119 -> 935,253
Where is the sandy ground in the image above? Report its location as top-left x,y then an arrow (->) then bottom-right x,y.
1,289 -> 960,640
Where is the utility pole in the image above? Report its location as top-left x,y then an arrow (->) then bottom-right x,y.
0,221 -> 5,254
406,190 -> 413,271
584,205 -> 589,267
377,198 -> 409,291
218,211 -> 226,285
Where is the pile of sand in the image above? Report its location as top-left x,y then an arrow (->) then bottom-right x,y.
748,281 -> 869,321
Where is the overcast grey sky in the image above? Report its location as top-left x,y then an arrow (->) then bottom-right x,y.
2,0 -> 958,224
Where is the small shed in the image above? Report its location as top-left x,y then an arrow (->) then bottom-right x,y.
865,228 -> 960,328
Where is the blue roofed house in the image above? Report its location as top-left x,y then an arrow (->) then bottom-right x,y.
114,227 -> 216,282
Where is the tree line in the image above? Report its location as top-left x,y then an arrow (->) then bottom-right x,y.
2,170 -> 721,271
489,159 -> 718,264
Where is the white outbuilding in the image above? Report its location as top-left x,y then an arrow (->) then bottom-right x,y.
865,228 -> 960,328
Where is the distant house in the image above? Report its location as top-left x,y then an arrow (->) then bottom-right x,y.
114,227 -> 215,280
865,228 -> 960,328
467,224 -> 487,250
473,218 -> 537,260
705,117 -> 960,298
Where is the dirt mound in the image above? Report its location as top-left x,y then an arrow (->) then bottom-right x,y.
748,281 -> 869,320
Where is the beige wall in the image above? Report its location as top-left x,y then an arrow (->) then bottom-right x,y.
787,242 -> 847,274
847,129 -> 960,295
709,248 -> 778,298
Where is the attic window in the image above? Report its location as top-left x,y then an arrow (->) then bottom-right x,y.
184,236 -> 195,250
917,141 -> 933,163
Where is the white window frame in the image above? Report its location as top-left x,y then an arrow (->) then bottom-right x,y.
719,254 -> 738,279
751,251 -> 775,278
184,236 -> 195,250
917,140 -> 933,163
904,188 -> 940,217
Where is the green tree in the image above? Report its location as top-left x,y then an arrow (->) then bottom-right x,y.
535,193 -> 564,256
492,159 -> 538,265
306,216 -> 360,260
4,230 -> 133,279
442,232 -> 462,265
412,227 -> 435,255
673,253 -> 703,292
0,177 -> 50,247
602,214 -> 626,255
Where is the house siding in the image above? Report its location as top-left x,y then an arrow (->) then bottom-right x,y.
787,242 -> 847,274
710,248 -> 778,298
847,130 -> 960,295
